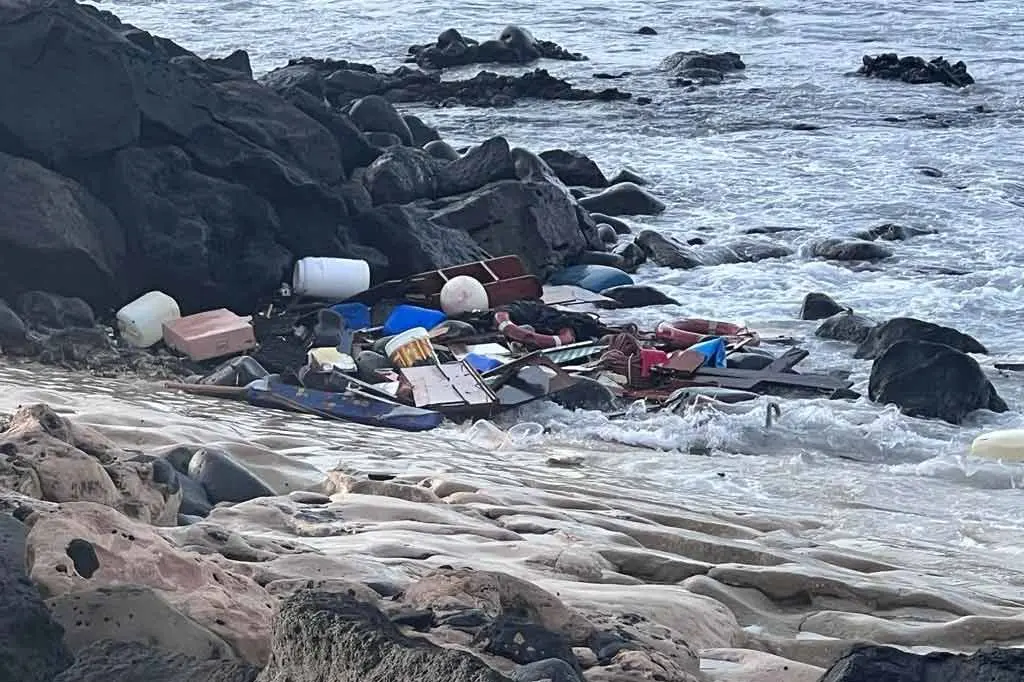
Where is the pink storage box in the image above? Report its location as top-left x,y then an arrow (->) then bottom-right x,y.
162,309 -> 256,361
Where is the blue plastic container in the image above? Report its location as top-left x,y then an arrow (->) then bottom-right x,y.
548,264 -> 633,293
383,305 -> 447,336
331,302 -> 372,331
689,338 -> 727,368
464,353 -> 503,373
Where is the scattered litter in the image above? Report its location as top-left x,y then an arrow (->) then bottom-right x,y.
152,253 -> 858,435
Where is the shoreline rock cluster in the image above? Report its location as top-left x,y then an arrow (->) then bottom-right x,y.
4,400 -> 1024,682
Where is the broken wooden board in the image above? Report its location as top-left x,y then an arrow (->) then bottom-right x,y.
654,347 -> 855,395
398,361 -> 497,417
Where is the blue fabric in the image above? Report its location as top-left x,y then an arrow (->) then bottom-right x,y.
689,337 -> 727,368
464,353 -> 503,373
383,305 -> 447,335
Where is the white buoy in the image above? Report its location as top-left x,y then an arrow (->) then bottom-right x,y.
440,275 -> 489,315
971,429 -> 1024,461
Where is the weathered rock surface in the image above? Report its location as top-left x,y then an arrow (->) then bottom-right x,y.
858,53 -> 975,88
257,589 -> 511,681
48,584 -> 236,659
854,317 -> 987,359
407,26 -> 586,70
53,640 -> 260,682
431,180 -> 593,278
0,152 -> 126,309
0,404 -> 180,524
0,513 -> 73,682
26,502 -> 274,664
349,94 -> 414,145
868,340 -> 1007,424
820,643 -> 1024,682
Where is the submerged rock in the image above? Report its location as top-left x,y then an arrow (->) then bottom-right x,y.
578,182 -> 666,216
868,340 -> 1006,424
816,311 -> 877,344
858,53 -> 975,88
855,317 -> 987,359
407,26 -> 587,70
0,513 -> 73,682
598,285 -> 679,308
800,292 -> 845,320
661,50 -> 745,86
258,590 -> 511,681
821,643 -> 1024,682
810,237 -> 893,262
635,230 -> 702,269
854,222 -> 936,241
53,640 -> 259,682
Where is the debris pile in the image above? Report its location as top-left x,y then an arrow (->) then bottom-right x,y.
137,255 -> 860,432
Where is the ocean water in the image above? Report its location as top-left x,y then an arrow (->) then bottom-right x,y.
53,0 -> 1024,614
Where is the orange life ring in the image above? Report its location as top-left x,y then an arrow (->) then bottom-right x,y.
494,311 -> 575,349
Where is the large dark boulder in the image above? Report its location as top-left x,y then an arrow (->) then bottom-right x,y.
274,86 -> 380,173
577,182 -> 665,216
538,150 -> 608,188
349,95 -> 414,146
256,590 -> 510,682
820,643 -> 1024,682
96,146 -> 292,314
0,513 -> 74,682
16,291 -> 96,330
0,152 -> 125,309
356,205 -> 487,279
406,26 -> 586,70
430,180 -> 591,278
855,317 -> 987,359
800,292 -> 845,320
868,340 -> 1007,424
53,640 -> 258,682
362,137 -> 515,206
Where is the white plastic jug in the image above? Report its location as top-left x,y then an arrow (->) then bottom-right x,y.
292,257 -> 370,300
116,291 -> 181,348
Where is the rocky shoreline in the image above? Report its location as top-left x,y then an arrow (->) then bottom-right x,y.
4,392 -> 1024,682
0,1 -> 1015,681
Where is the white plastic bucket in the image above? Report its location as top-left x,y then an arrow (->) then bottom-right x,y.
292,257 -> 370,300
117,291 -> 181,348
384,327 -> 436,368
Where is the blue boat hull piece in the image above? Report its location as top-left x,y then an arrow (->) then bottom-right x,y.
547,264 -> 633,294
247,381 -> 444,432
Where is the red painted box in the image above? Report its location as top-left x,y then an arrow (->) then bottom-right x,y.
162,309 -> 256,361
